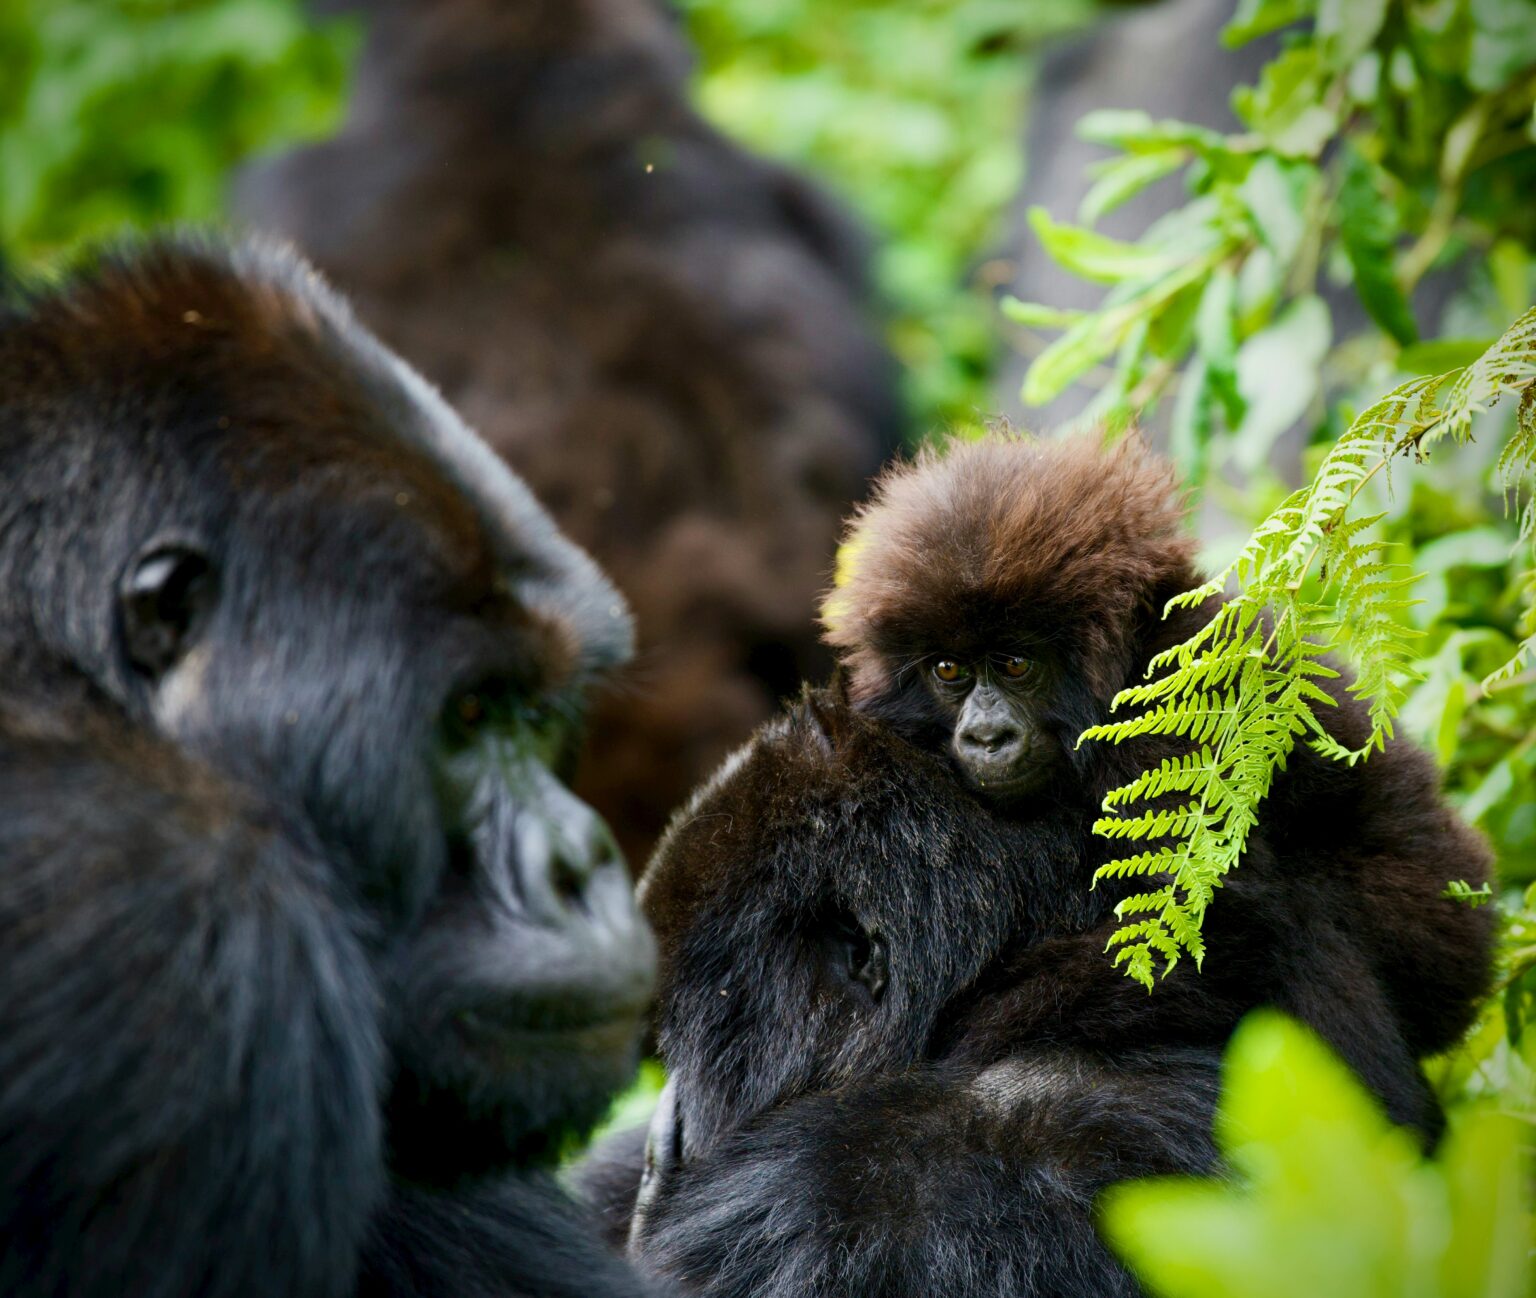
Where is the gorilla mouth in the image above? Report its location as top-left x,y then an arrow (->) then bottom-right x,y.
963,759 -> 1052,797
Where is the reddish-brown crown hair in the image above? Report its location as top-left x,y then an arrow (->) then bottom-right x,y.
820,431 -> 1202,702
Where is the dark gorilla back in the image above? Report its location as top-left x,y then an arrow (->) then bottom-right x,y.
236,0 -> 904,862
0,237 -> 657,1298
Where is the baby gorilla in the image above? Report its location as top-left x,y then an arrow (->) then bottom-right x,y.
0,238 -> 656,1297
580,434 -> 1494,1297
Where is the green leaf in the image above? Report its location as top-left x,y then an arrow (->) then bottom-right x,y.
1316,0 -> 1388,66
1222,0 -> 1312,48
1170,355 -> 1215,484
1398,339 -> 1499,374
1468,0 -> 1536,92
1194,264 -> 1245,425
1019,310 -> 1126,407
1079,148 -> 1185,226
1489,237 -> 1532,324
1232,47 -> 1340,158
1027,206 -> 1180,283
1337,146 -> 1417,346
1105,1015 -> 1532,1298
1020,252 -> 1226,406
1238,155 -> 1311,268
1232,295 -> 1333,471
1437,1108 -> 1533,1298
998,296 -> 1085,328
1075,110 -> 1226,154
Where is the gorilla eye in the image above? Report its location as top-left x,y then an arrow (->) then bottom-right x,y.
455,693 -> 486,727
1001,656 -> 1032,679
444,686 -> 500,746
933,659 -> 968,683
118,543 -> 217,679
442,678 -> 572,765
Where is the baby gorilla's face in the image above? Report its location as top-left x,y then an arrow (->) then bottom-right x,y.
920,649 -> 1062,796
636,691 -> 1081,1172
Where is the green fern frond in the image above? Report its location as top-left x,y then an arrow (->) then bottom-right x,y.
1080,307 -> 1536,986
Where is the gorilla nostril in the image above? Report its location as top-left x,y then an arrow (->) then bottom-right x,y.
961,724 -> 1020,755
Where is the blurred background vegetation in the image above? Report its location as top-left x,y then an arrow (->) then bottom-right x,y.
1,0 -> 1532,1292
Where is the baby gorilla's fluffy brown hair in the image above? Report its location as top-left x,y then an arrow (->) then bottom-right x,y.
823,431 -> 1199,705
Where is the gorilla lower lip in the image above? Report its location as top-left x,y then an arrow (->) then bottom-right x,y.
968,764 -> 1044,793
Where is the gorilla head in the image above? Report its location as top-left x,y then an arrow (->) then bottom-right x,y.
821,433 -> 1201,802
0,233 -> 656,1297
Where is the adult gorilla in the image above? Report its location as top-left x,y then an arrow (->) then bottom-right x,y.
578,434 -> 1494,1297
0,237 -> 657,1298
581,682 -> 1488,1297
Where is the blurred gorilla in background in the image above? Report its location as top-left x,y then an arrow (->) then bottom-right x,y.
236,0 -> 904,862
0,237 -> 658,1298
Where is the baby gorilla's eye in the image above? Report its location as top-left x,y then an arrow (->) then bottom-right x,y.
1000,656 -> 1032,679
455,693 -> 486,727
933,659 -> 968,683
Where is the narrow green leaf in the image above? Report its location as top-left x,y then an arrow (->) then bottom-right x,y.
1079,149 -> 1185,226
1195,264 -> 1245,424
1222,0 -> 1312,48
1027,206 -> 1180,283
998,296 -> 1086,329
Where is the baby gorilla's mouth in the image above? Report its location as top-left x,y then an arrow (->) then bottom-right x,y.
960,754 -> 1053,798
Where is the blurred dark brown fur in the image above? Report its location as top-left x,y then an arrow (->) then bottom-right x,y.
236,0 -> 902,860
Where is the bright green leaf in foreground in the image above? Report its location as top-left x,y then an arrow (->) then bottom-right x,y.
1105,1013 -> 1534,1298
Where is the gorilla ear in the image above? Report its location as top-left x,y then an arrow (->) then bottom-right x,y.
119,543 -> 218,678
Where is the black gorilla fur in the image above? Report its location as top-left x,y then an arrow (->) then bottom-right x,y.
577,434 -> 1495,1297
578,697 -> 1222,1296
0,237 -> 659,1297
236,0 -> 903,864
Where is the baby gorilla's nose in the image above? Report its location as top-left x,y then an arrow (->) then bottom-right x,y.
956,716 -> 1024,759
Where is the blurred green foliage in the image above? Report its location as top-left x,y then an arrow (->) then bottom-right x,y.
677,0 -> 1099,432
1107,1013 -> 1533,1298
0,0 -> 354,265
